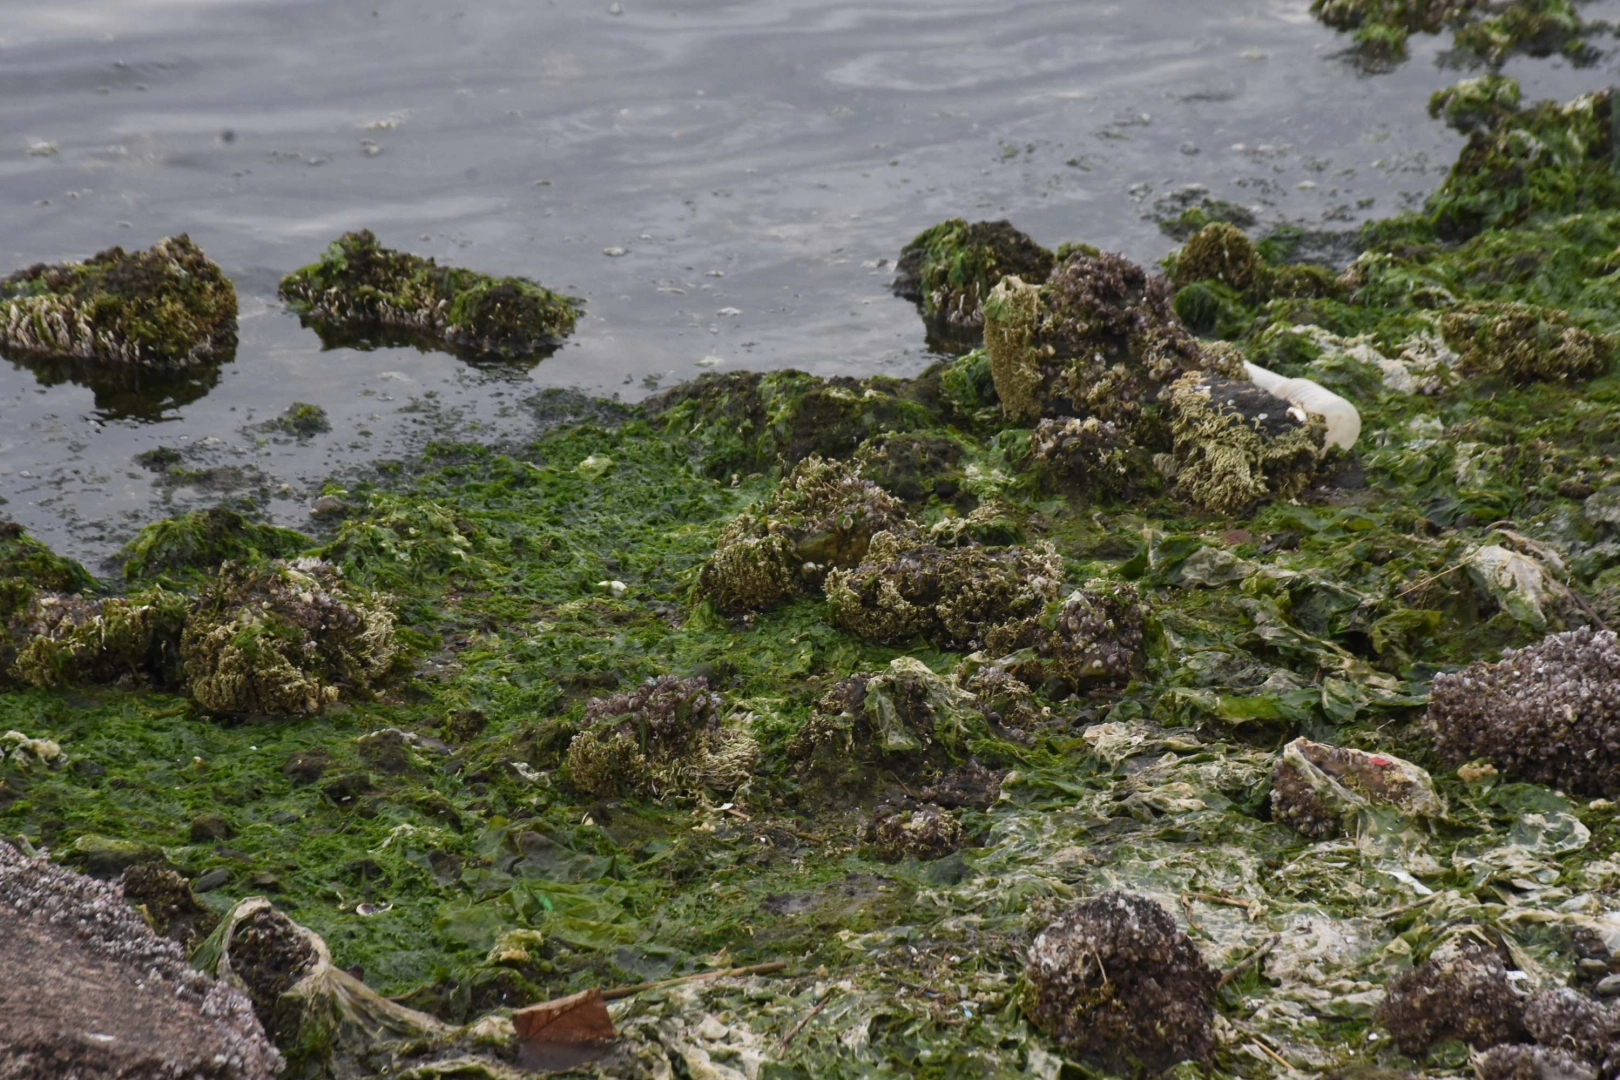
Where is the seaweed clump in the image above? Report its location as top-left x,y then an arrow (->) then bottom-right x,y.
564,675 -> 758,798
1172,222 -> 1264,293
1376,937 -> 1526,1055
0,235 -> 238,367
1023,891 -> 1219,1073
180,558 -> 397,716
790,657 -> 988,771
984,584 -> 1148,694
119,506 -> 312,587
824,531 -> 1063,649
1428,628 -> 1620,796
894,219 -> 1055,349
1166,372 -> 1327,515
1440,301 -> 1612,384
278,230 -> 581,362
9,588 -> 189,691
696,456 -> 909,615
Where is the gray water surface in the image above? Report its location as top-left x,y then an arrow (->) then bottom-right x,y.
2,0 -> 1617,564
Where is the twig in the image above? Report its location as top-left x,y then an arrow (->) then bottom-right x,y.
777,989 -> 834,1053
1180,893 -> 1202,932
1250,1040 -> 1296,1072
1374,892 -> 1442,920
601,961 -> 788,1001
1218,934 -> 1280,988
1396,563 -> 1463,599
1185,891 -> 1259,921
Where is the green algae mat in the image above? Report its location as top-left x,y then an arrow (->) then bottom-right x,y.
14,18 -> 1620,1080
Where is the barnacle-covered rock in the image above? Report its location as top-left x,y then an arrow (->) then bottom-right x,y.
1027,416 -> 1146,501
1172,222 -> 1263,293
1475,1044 -> 1598,1080
0,235 -> 237,367
925,499 -> 1025,548
120,506 -> 311,587
853,432 -> 966,504
697,456 -> 910,614
981,250 -> 1213,429
10,588 -> 189,691
564,675 -> 757,799
983,584 -> 1148,693
1167,371 -> 1327,515
1269,738 -> 1443,839
958,662 -> 1041,731
864,802 -> 965,862
790,656 -> 987,767
278,230 -> 580,362
121,863 -> 221,955
1428,628 -> 1620,796
1440,301 -> 1612,385
1023,891 -> 1219,1072
1522,987 -> 1620,1072
180,558 -> 397,716
1376,937 -> 1525,1056
894,218 -> 1055,349
823,531 -> 1063,649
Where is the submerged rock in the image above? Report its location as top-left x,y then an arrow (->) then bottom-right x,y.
1376,937 -> 1525,1056
1440,301 -> 1613,385
0,235 -> 238,367
1269,738 -> 1442,839
1023,891 -> 1219,1073
181,558 -> 397,716
1166,371 -> 1327,515
864,803 -> 966,862
824,531 -> 1063,649
983,584 -> 1148,694
1428,628 -> 1620,796
696,456 -> 910,615
278,229 -> 581,362
0,838 -> 280,1080
564,675 -> 757,798
893,218 -> 1055,350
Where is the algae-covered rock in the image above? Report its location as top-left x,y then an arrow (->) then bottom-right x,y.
864,802 -> 965,862
120,506 -> 312,586
1429,628 -> 1620,796
893,218 -> 1055,350
9,587 -> 189,691
1269,737 -> 1442,839
1023,891 -> 1218,1073
645,369 -> 937,477
1027,416 -> 1146,501
0,520 -> 96,596
181,558 -> 397,716
1430,74 -> 1523,133
564,675 -> 758,799
823,531 -> 1063,649
1172,222 -> 1263,293
1440,301 -> 1612,384
1167,371 -> 1327,515
696,456 -> 910,615
1376,937 -> 1525,1056
0,234 -> 238,367
853,431 -> 967,504
790,656 -> 988,767
983,584 -> 1148,693
278,230 -> 580,362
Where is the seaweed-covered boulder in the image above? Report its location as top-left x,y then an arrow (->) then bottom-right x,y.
1167,371 -> 1327,515
120,863 -> 222,955
278,230 -> 580,362
1376,937 -> 1526,1056
564,675 -> 758,799
1027,416 -> 1147,502
0,234 -> 237,367
1172,222 -> 1263,293
9,587 -> 189,691
645,369 -> 938,478
893,218 -> 1055,349
983,584 -> 1148,694
864,802 -> 965,862
790,656 -> 988,769
1269,738 -> 1442,839
853,432 -> 967,504
120,506 -> 312,586
696,456 -> 910,615
1440,301 -> 1612,385
180,558 -> 397,716
981,249 -> 1243,430
1428,628 -> 1620,796
824,531 -> 1063,649
1475,1044 -> 1598,1080
0,839 -> 281,1080
1023,891 -> 1219,1072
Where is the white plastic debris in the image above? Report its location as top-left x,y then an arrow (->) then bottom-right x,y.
1244,361 -> 1361,451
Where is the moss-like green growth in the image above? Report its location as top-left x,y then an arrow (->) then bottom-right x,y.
9,588 -> 188,691
697,456 -> 910,615
1171,223 -> 1263,293
646,369 -> 937,478
824,531 -> 1063,649
120,507 -> 312,587
1167,373 -> 1327,515
894,219 -> 1055,350
1310,0 -> 1583,66
0,235 -> 237,367
853,432 -> 967,505
0,521 -> 95,596
1156,198 -> 1258,242
564,675 -> 757,798
1440,300 -> 1613,384
1430,74 -> 1523,133
259,402 -> 331,438
180,559 -> 397,716
278,230 -> 581,362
